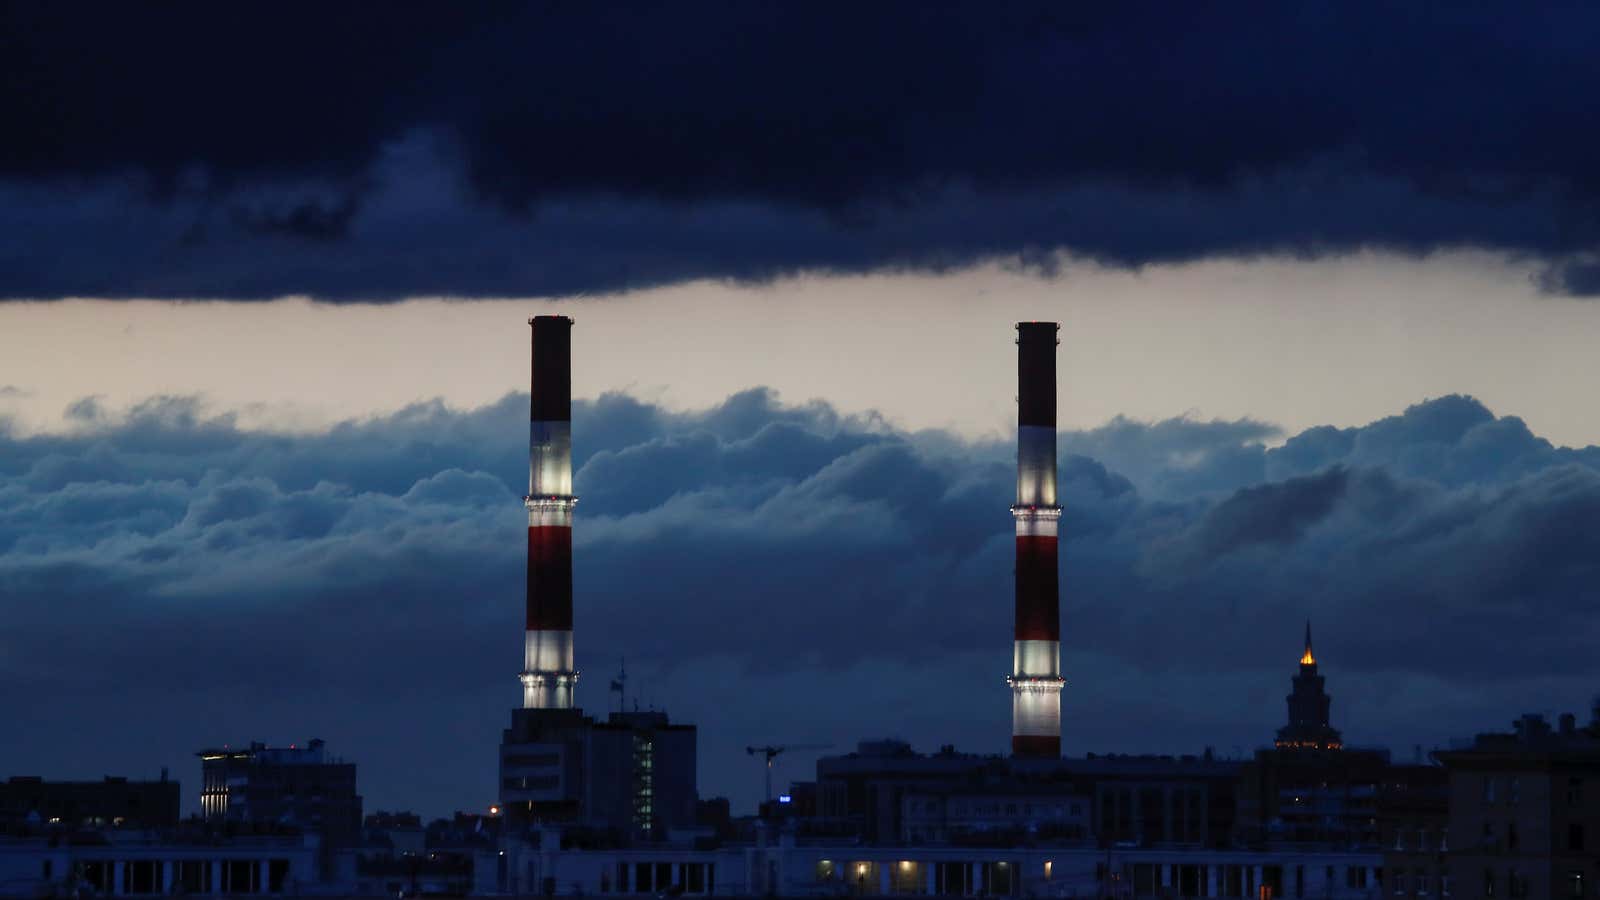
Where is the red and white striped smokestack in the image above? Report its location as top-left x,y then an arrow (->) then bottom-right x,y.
1009,321 -> 1063,758
522,316 -> 578,709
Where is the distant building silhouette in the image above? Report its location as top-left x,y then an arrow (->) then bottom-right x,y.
500,707 -> 697,840
0,774 -> 178,831
1276,621 -> 1343,752
197,739 -> 362,849
1433,708 -> 1600,900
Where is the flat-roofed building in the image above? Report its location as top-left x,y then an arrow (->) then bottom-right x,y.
197,739 -> 361,849
1434,710 -> 1600,900
0,775 -> 179,831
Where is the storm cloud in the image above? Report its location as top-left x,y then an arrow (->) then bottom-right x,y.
2,388 -> 1598,814
5,4 -> 1600,299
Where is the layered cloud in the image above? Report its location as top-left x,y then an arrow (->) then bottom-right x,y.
2,388 -> 1597,813
5,4 -> 1600,299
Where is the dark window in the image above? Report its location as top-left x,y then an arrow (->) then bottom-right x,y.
504,753 -> 561,767
1484,868 -> 1496,897
1508,823 -> 1519,850
1570,778 -> 1584,806
502,775 -> 560,790
268,860 -> 289,893
1572,823 -> 1586,852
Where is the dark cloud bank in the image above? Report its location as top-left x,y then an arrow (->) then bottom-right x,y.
6,3 -> 1600,300
3,389 -> 1599,815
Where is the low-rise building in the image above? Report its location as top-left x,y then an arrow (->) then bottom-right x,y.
493,828 -> 1385,898
900,787 -> 1090,845
197,739 -> 362,849
813,740 -> 1240,850
0,775 -> 179,832
0,831 -> 321,898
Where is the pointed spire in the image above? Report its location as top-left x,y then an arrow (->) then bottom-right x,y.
1300,620 -> 1316,666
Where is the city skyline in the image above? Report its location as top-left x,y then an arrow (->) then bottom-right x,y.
4,364 -> 1593,818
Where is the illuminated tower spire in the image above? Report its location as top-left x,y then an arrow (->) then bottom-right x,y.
1276,620 -> 1341,751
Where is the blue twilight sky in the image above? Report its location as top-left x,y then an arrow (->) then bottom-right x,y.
5,3 -> 1600,818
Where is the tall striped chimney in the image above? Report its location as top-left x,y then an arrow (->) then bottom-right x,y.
1009,321 -> 1063,757
522,316 -> 578,709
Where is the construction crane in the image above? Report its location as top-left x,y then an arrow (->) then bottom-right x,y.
746,744 -> 833,805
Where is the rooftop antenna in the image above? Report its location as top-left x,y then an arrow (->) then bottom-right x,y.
609,657 -> 627,714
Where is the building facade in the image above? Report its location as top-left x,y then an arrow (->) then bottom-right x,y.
0,775 -> 179,831
196,739 -> 362,848
493,830 -> 1386,899
500,708 -> 697,839
0,833 -> 320,899
1434,711 -> 1600,900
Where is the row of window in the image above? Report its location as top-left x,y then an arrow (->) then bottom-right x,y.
1440,864 -> 1587,890
503,753 -> 560,768
905,799 -> 1084,817
1477,820 -> 1586,851
70,859 -> 293,895
502,776 -> 560,791
1389,870 -> 1451,896
1482,775 -> 1587,806
1393,829 -> 1447,852
599,861 -> 713,895
1390,867 -> 1587,899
